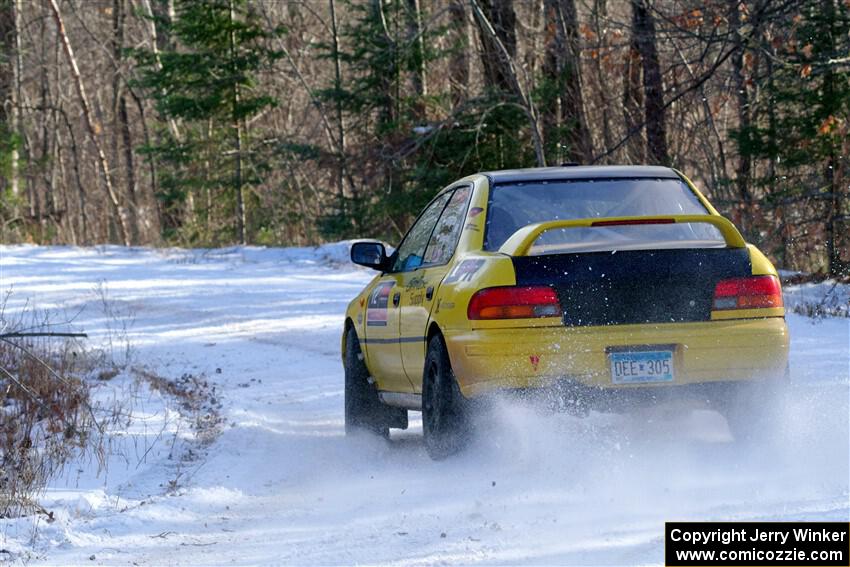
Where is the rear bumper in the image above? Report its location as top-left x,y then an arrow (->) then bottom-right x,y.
444,317 -> 789,398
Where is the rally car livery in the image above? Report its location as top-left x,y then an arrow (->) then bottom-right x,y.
342,166 -> 789,459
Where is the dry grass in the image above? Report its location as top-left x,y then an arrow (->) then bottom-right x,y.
0,289 -> 224,520
133,367 -> 225,490
0,308 -> 104,518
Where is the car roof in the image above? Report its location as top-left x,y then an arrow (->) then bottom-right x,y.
482,165 -> 680,185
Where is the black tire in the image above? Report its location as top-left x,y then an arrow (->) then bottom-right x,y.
719,367 -> 788,445
422,335 -> 471,460
344,329 -> 391,438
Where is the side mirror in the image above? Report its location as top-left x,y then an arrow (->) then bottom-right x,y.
351,241 -> 390,271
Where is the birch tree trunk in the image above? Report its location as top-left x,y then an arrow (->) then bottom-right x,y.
329,0 -> 349,208
48,0 -> 130,245
135,0 -> 182,142
730,0 -> 753,241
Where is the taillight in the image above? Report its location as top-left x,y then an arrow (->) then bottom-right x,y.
713,276 -> 783,310
467,286 -> 562,320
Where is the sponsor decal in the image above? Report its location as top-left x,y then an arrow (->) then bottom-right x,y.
367,281 -> 394,326
464,222 -> 480,232
408,291 -> 425,306
407,274 -> 427,289
445,259 -> 485,283
405,275 -> 430,306
529,354 -> 540,372
468,207 -> 484,218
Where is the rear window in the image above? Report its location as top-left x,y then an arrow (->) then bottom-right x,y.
484,177 -> 725,254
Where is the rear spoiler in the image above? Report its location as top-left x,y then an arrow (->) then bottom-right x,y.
498,214 -> 747,257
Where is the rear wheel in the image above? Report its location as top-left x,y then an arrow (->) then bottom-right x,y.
718,367 -> 788,444
344,329 -> 407,438
422,335 -> 471,460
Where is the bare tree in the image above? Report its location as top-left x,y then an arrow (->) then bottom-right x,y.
328,0 -> 349,209
473,0 -> 516,92
622,23 -> 643,163
630,0 -> 668,165
228,0 -> 246,245
448,1 -> 469,108
406,0 -> 427,100
730,0 -> 753,235
48,0 -> 130,245
0,0 -> 20,205
541,0 -> 592,163
470,0 -> 546,165
113,0 -> 140,244
0,0 -> 843,274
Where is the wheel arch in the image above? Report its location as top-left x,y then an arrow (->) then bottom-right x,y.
426,321 -> 444,346
426,321 -> 457,378
341,317 -> 356,362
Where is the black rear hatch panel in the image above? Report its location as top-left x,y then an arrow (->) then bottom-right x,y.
512,248 -> 752,326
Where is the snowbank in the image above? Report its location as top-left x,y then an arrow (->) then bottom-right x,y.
783,280 -> 850,318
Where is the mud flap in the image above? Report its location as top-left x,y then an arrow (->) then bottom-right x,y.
383,405 -> 409,430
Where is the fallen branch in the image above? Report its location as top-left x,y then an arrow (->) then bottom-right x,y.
0,332 -> 88,339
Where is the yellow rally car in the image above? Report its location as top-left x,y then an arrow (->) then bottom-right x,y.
342,166 -> 789,459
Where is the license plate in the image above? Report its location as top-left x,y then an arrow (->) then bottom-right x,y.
609,350 -> 674,384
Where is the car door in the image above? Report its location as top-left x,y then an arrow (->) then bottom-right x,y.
399,185 -> 472,392
364,192 -> 451,393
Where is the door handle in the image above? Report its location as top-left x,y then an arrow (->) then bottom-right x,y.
425,286 -> 434,301
392,292 -> 400,307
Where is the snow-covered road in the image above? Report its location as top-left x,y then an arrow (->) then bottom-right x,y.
1,245 -> 848,565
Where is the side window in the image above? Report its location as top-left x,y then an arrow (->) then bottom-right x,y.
424,186 -> 471,266
392,192 -> 451,272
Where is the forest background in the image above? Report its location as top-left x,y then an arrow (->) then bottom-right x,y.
0,0 -> 848,275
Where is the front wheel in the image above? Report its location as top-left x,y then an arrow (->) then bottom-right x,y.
422,335 -> 471,460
